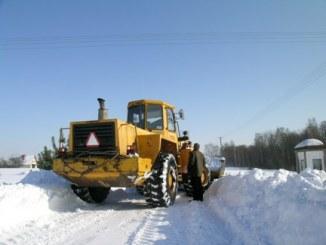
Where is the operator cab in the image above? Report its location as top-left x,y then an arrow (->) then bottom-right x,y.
127,100 -> 176,132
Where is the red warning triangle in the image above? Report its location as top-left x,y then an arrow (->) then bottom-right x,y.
86,132 -> 100,148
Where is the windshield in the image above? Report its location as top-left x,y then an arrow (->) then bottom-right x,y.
127,105 -> 145,129
147,104 -> 163,130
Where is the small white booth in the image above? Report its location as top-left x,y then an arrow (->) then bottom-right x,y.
294,139 -> 325,172
21,155 -> 37,168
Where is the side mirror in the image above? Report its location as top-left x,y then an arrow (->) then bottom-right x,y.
178,109 -> 185,120
178,130 -> 189,142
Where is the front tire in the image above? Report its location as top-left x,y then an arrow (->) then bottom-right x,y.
144,153 -> 178,207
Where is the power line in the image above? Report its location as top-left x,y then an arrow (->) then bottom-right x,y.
223,61 -> 326,139
3,31 -> 326,42
1,31 -> 326,50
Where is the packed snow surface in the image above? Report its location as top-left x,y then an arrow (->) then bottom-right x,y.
0,168 -> 325,245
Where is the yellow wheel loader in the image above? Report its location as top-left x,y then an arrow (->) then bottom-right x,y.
53,98 -> 210,207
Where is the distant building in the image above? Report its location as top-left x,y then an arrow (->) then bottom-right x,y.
21,155 -> 37,168
294,139 -> 325,172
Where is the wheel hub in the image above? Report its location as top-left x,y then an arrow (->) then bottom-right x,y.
168,169 -> 175,191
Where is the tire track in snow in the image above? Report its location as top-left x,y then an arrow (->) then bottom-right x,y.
1,208 -> 114,244
0,187 -> 152,245
128,193 -> 234,245
127,208 -> 170,245
2,203 -> 153,245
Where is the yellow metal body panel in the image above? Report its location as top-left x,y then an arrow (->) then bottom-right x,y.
127,99 -> 180,164
53,99 -> 188,188
128,99 -> 178,139
179,148 -> 192,174
68,119 -> 154,155
115,119 -> 153,155
137,134 -> 162,163
128,99 -> 175,109
53,157 -> 152,187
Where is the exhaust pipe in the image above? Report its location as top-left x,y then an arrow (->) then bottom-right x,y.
97,98 -> 108,120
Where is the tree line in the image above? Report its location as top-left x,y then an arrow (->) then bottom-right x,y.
206,119 -> 326,170
0,157 -> 24,168
0,146 -> 54,169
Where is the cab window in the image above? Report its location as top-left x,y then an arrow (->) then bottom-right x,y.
147,104 -> 163,130
127,105 -> 145,129
167,108 -> 176,131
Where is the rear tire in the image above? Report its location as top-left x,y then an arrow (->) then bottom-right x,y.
144,153 -> 178,207
89,187 -> 110,203
71,185 -> 110,203
184,168 -> 211,196
184,177 -> 193,196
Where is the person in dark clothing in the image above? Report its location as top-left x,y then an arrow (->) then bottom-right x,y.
188,143 -> 206,201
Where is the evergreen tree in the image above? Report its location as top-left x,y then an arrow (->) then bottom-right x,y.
36,146 -> 54,170
319,121 -> 326,143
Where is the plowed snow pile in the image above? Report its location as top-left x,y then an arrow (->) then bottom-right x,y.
0,169 -> 86,243
205,168 -> 326,245
0,168 -> 325,245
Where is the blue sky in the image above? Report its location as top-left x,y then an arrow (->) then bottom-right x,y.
1,0 -> 326,157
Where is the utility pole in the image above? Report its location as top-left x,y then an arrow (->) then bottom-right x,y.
218,137 -> 223,155
218,137 -> 223,148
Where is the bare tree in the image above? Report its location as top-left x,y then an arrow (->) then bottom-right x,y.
221,118 -> 325,170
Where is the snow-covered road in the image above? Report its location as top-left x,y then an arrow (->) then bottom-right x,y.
0,168 -> 325,245
0,169 -> 232,245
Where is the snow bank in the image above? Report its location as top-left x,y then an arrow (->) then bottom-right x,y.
19,169 -> 68,187
205,168 -> 326,245
0,168 -> 146,245
0,169 -> 84,240
1,168 -> 326,244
